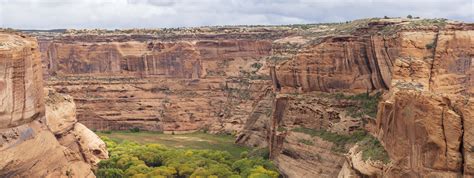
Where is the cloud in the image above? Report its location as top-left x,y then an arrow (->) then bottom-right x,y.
0,0 -> 472,29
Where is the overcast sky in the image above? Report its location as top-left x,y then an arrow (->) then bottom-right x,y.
0,0 -> 472,29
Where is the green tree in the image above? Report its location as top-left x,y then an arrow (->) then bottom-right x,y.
96,168 -> 124,178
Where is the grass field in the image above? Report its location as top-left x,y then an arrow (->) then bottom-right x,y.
96,131 -> 249,158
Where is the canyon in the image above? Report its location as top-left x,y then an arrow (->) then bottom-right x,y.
0,17 -> 472,177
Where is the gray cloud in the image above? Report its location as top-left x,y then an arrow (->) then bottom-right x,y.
0,0 -> 472,29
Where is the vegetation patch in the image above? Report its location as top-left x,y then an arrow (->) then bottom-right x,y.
425,41 -> 436,49
359,136 -> 391,164
298,139 -> 314,146
292,127 -> 367,153
97,136 -> 279,178
333,92 -> 382,118
251,63 -> 263,70
247,147 -> 270,159
129,127 -> 140,133
291,127 -> 390,163
276,127 -> 287,132
96,131 -> 249,158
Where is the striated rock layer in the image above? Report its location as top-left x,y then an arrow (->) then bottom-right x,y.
376,28 -> 474,177
239,20 -> 474,177
28,18 -> 474,177
39,34 -> 279,133
0,32 -> 107,177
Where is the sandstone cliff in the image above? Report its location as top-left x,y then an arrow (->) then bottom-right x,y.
39,30 -> 284,133
0,32 -> 107,177
27,18 -> 473,177
240,19 -> 474,177
376,26 -> 473,177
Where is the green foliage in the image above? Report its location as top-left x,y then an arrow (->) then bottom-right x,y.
359,135 -> 390,164
426,42 -> 435,49
334,92 -> 381,118
276,127 -> 287,132
97,131 -> 249,158
240,151 -> 249,158
96,168 -> 124,178
248,147 -> 270,159
292,128 -> 390,163
405,18 -> 448,28
97,136 -> 278,178
232,158 -> 278,178
251,63 -> 263,70
292,128 -> 368,153
407,15 -> 413,19
101,130 -> 112,134
129,127 -> 140,133
298,139 -> 314,146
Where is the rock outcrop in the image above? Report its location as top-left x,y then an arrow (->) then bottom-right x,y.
0,32 -> 107,177
23,18 -> 473,177
45,88 -> 109,166
239,19 -> 474,177
376,27 -> 473,177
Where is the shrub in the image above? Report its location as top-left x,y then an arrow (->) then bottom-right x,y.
248,147 -> 270,159
129,127 -> 140,133
251,63 -> 263,70
96,168 -> 124,178
292,127 -> 368,153
101,130 -> 112,134
240,151 -> 249,158
298,139 -> 314,146
276,127 -> 287,132
248,166 -> 279,178
426,42 -> 435,49
359,136 -> 390,164
333,92 -> 381,118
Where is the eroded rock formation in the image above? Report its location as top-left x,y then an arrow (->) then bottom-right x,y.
240,19 -> 474,177
24,18 -> 473,177
0,32 -> 107,177
39,31 -> 282,133
376,28 -> 473,177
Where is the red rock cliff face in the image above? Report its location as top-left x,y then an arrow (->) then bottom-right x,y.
0,32 -> 107,177
0,33 -> 44,129
42,40 -> 271,77
276,35 -> 398,93
247,21 -> 474,177
39,35 -> 275,132
376,27 -> 474,177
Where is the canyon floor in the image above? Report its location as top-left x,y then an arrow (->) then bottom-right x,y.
96,131 -> 250,158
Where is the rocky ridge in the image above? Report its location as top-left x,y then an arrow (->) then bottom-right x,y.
0,32 -> 107,177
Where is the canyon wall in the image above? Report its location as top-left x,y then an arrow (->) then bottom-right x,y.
376,27 -> 474,177
30,18 -> 473,177
38,30 -> 289,133
240,20 -> 474,177
0,32 -> 107,177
